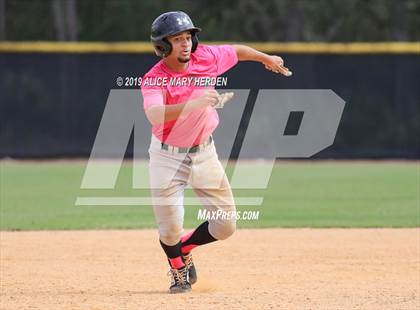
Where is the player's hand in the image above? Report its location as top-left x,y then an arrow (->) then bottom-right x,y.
263,55 -> 292,76
195,89 -> 220,108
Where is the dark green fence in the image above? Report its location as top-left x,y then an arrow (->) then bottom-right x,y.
1,43 -> 419,158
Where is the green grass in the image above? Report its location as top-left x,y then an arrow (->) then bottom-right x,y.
1,161 -> 419,230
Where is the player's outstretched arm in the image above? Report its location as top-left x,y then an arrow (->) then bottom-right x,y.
232,44 -> 292,76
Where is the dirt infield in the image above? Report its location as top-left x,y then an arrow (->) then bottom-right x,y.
1,229 -> 419,310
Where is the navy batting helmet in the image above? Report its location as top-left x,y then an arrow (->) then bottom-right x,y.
151,11 -> 201,57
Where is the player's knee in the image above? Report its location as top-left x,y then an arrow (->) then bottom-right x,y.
220,224 -> 236,240
158,223 -> 183,246
211,219 -> 236,240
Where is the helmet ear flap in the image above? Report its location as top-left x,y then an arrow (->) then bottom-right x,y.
153,38 -> 172,57
191,33 -> 199,53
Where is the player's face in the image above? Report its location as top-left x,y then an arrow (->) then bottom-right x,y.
168,31 -> 193,63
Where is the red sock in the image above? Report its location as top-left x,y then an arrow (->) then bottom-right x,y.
159,240 -> 185,269
168,256 -> 185,269
181,230 -> 198,255
181,221 -> 217,255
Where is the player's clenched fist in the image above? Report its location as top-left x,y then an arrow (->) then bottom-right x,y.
194,89 -> 220,108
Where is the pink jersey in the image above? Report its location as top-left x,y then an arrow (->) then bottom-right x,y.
141,44 -> 238,147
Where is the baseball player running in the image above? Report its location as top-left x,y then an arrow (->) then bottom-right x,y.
141,11 -> 291,294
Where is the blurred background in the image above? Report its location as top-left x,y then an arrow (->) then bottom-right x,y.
0,1 -> 419,231
0,0 -> 419,158
1,0 -> 420,42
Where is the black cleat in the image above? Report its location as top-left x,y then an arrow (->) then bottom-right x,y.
168,266 -> 191,294
183,253 -> 197,285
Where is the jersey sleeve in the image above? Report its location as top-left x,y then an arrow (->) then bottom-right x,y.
206,45 -> 238,76
141,75 -> 165,111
